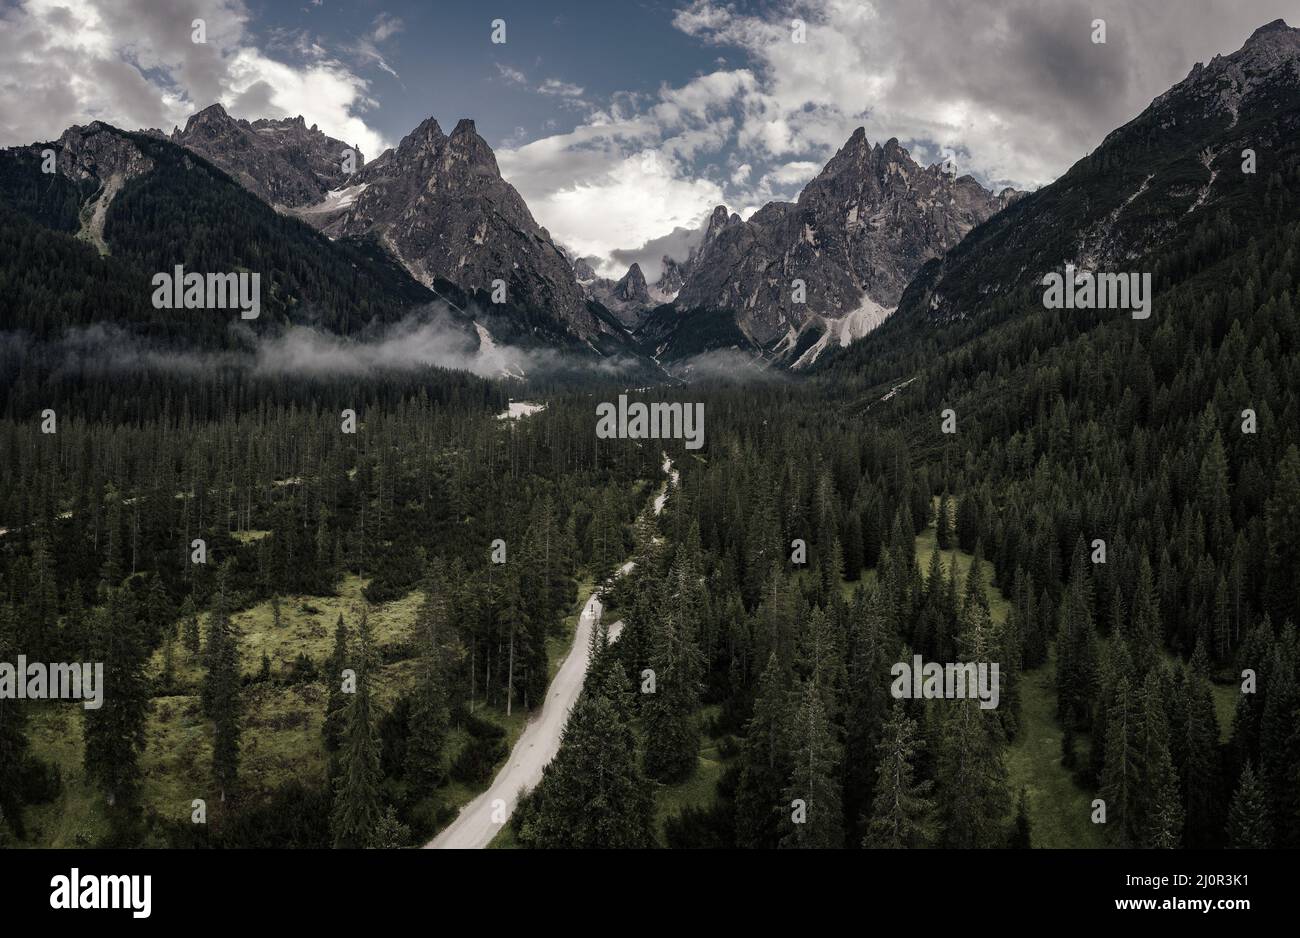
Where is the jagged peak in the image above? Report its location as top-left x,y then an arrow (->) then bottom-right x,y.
451,118 -> 477,136
396,116 -> 446,154
185,103 -> 235,132
1231,17 -> 1300,60
703,204 -> 732,240
1247,18 -> 1291,41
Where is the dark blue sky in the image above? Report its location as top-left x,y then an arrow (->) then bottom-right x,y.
255,0 -> 743,152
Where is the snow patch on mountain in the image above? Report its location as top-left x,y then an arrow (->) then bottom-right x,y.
294,182 -> 369,215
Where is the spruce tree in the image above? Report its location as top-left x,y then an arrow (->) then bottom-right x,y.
83,588 -> 150,805
735,653 -> 791,848
0,603 -> 29,837
180,594 -> 200,656
780,677 -> 843,848
936,491 -> 953,550
517,662 -> 655,848
937,608 -> 1010,847
865,702 -> 933,848
323,614 -> 350,752
1009,786 -> 1032,848
331,609 -> 383,848
1226,760 -> 1271,848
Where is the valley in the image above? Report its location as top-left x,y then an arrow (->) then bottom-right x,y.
0,9 -> 1298,870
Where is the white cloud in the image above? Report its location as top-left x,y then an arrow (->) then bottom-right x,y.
0,0 -> 391,156
495,63 -> 527,86
497,69 -> 758,275
672,0 -> 1300,190
355,12 -> 403,80
538,78 -> 584,97
502,136 -> 723,273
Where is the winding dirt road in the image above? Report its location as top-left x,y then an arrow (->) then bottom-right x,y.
426,457 -> 675,849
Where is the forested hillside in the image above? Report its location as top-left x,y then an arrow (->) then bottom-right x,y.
2,15 -> 1298,857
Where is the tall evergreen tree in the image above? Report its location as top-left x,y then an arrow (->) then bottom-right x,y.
331,609 -> 383,848
517,662 -> 655,848
865,703 -> 933,848
780,677 -> 843,848
83,588 -> 150,805
1226,760 -> 1271,848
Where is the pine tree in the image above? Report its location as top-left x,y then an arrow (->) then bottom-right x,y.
865,702 -> 933,848
735,653 -> 791,848
83,588 -> 150,805
180,594 -> 200,656
642,552 -> 705,781
517,662 -> 655,848
406,569 -> 451,790
1135,669 -> 1184,848
780,677 -> 843,848
331,609 -> 383,848
936,491 -> 953,550
201,569 -> 242,800
0,602 -> 29,837
937,608 -> 1010,847
1226,760 -> 1271,848
323,614 -> 350,752
1009,786 -> 1032,848
1264,445 -> 1300,627
1178,662 -> 1220,848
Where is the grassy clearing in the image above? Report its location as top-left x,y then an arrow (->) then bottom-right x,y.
652,704 -> 729,844
1210,681 -> 1238,743
152,574 -> 420,689
19,569 -> 555,847
1005,652 -> 1106,848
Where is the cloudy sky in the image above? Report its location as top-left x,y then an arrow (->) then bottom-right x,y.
1,0 -> 1294,278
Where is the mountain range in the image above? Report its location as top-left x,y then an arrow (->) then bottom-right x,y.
1,20 -> 1297,381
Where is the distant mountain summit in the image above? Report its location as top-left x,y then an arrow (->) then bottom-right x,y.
660,130 -> 1020,366
166,107 -> 606,342
170,103 -> 359,209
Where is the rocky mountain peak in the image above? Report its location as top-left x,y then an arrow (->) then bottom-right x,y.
170,103 -> 357,208
656,255 -> 687,295
183,102 -> 236,134
613,262 -> 650,304
444,119 -> 500,174
674,125 -> 1015,350
702,204 -> 739,243
54,121 -> 154,186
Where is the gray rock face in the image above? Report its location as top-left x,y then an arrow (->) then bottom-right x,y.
324,117 -> 600,338
675,130 -> 1019,347
55,121 -> 155,186
170,104 -> 359,208
655,255 -> 688,295
50,122 -> 156,254
613,262 -> 650,304
168,107 -> 602,339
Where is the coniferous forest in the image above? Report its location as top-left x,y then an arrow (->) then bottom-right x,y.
0,10 -> 1297,920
